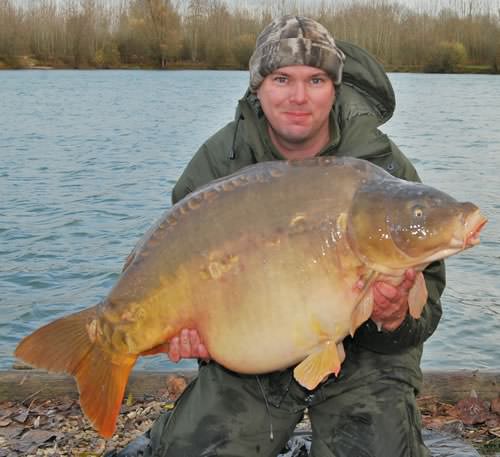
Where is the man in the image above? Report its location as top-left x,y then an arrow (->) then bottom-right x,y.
111,15 -> 445,457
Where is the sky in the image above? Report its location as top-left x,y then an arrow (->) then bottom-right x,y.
12,0 -> 500,16
189,0 -> 500,19
227,0 -> 500,13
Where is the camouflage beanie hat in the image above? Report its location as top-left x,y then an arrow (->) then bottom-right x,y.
249,15 -> 346,92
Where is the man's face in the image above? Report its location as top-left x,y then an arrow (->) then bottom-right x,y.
256,65 -> 336,152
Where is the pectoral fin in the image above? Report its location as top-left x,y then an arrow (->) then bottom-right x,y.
350,289 -> 374,337
408,272 -> 428,318
293,341 -> 344,390
350,271 -> 378,336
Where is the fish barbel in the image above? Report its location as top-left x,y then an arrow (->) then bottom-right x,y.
15,157 -> 487,437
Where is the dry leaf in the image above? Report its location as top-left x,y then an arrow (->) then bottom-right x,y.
22,429 -> 58,445
440,419 -> 465,436
166,375 -> 187,399
492,397 -> 500,415
417,395 -> 438,415
126,393 -> 134,407
455,397 -> 490,425
13,410 -> 28,423
56,401 -> 74,412
0,425 -> 24,440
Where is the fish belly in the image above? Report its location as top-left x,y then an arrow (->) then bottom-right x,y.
186,232 -> 358,374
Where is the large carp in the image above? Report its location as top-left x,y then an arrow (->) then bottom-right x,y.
15,157 -> 486,437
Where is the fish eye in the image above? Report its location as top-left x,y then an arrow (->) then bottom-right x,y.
412,206 -> 424,218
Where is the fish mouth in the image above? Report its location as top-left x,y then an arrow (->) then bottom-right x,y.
420,209 -> 487,267
463,210 -> 487,249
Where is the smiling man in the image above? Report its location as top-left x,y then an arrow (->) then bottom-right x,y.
256,65 -> 336,158
109,15 -> 445,457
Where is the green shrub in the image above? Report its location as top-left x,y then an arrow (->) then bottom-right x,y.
95,43 -> 121,68
425,41 -> 467,73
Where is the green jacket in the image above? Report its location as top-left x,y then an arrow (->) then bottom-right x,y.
172,41 -> 445,386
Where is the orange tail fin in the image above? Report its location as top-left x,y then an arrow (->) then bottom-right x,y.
14,306 -> 137,438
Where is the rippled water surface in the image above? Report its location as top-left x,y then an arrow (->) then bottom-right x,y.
1,70 -> 499,371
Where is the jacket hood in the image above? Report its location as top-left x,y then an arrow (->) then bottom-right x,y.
337,40 -> 395,123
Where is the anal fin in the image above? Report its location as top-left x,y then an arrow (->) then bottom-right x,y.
293,341 -> 344,390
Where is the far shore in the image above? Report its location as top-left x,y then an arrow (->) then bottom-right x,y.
0,59 -> 498,75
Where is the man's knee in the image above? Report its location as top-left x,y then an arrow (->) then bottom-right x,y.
147,363 -> 301,457
310,381 -> 429,457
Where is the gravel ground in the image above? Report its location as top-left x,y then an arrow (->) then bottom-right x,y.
0,385 -> 499,456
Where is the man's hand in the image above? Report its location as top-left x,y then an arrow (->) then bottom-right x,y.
371,269 -> 417,331
168,328 -> 210,362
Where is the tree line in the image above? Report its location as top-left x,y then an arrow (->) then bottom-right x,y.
0,0 -> 499,72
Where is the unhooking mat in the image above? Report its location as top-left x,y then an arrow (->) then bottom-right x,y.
278,429 -> 481,457
105,427 -> 483,456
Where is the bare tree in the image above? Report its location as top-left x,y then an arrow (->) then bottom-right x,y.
0,0 -> 28,65
1,0 -> 499,71
144,0 -> 182,67
185,0 -> 207,61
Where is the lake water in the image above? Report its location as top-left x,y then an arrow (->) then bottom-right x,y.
1,70 -> 499,372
